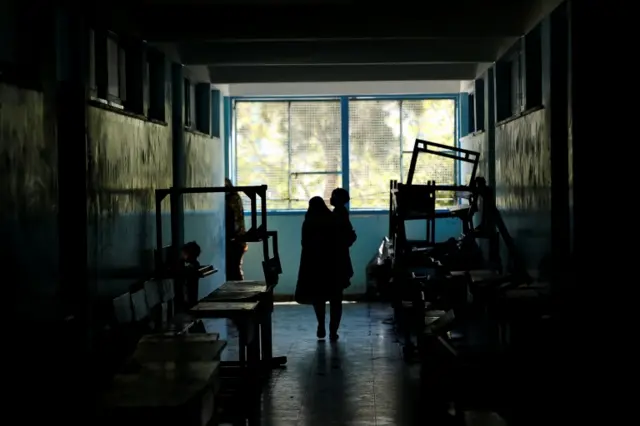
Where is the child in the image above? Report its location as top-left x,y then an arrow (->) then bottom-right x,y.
179,241 -> 201,309
327,188 -> 357,340
330,188 -> 357,284
330,188 -> 357,248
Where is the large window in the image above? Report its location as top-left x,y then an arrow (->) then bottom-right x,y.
233,97 -> 456,211
349,98 -> 456,209
235,100 -> 342,210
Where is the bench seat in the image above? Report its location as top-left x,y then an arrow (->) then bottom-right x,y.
134,334 -> 227,363
102,361 -> 220,426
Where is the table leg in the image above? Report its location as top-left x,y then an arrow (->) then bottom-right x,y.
247,318 -> 261,373
237,319 -> 247,369
260,310 -> 273,363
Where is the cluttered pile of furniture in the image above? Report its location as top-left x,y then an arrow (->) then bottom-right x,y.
94,184 -> 283,426
385,140 -> 551,422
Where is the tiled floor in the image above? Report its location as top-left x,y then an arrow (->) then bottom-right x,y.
218,303 -> 426,426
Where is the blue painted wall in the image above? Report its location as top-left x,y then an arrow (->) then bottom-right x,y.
242,213 -> 463,296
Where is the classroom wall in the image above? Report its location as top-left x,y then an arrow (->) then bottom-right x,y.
0,83 -> 59,318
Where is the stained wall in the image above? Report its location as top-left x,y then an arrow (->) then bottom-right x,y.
0,83 -> 59,318
86,105 -> 173,298
494,109 -> 551,276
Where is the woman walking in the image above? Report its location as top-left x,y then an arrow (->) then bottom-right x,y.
295,197 -> 343,340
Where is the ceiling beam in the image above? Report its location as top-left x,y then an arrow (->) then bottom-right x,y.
126,3 -> 531,41
207,64 -> 480,83
179,38 -> 506,65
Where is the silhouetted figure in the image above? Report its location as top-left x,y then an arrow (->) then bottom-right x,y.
176,241 -> 201,310
330,188 -> 357,285
295,196 -> 343,340
225,178 -> 248,280
327,188 -> 357,340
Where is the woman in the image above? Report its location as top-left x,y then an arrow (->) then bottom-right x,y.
295,196 -> 343,340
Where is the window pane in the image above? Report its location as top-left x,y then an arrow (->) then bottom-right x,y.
289,100 -> 342,209
290,173 -> 342,210
401,99 -> 456,151
89,29 -> 96,92
400,99 -> 456,207
144,61 -> 150,115
510,55 -> 523,115
118,46 -> 126,102
402,152 -> 455,207
235,101 -> 290,210
290,101 -> 341,173
349,100 -> 401,210
107,37 -> 119,98
184,79 -> 191,126
190,83 -> 196,125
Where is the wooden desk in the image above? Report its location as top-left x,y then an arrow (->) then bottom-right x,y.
189,302 -> 260,372
203,291 -> 263,301
190,302 -> 259,316
203,281 -> 284,369
218,280 -> 271,293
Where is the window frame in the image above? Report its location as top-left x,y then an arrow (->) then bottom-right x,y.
184,77 -> 195,129
231,94 -> 460,214
90,28 -> 150,116
105,32 -> 126,107
147,47 -> 166,123
233,97 -> 343,212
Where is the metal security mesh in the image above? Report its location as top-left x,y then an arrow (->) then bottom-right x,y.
402,152 -> 455,207
349,99 -> 456,209
400,99 -> 456,207
289,101 -> 342,209
235,98 -> 456,210
235,100 -> 341,210
349,100 -> 401,209
290,173 -> 342,210
235,101 -> 290,209
290,101 -> 341,173
400,99 -> 456,150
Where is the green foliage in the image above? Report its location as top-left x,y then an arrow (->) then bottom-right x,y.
235,99 -> 456,210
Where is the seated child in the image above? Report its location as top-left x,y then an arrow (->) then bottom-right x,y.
178,241 -> 201,309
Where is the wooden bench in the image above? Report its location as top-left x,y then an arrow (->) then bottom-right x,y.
96,279 -> 215,376
134,333 -> 227,363
102,361 -> 220,426
97,280 -> 228,425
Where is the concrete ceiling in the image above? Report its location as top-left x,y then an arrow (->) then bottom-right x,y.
102,0 -> 564,83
